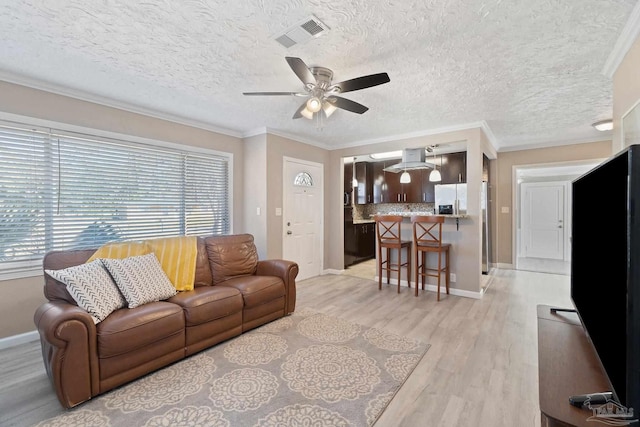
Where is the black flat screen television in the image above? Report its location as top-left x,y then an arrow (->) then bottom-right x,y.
572,144 -> 640,417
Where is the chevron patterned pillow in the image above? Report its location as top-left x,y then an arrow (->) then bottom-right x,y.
101,253 -> 177,308
45,260 -> 126,324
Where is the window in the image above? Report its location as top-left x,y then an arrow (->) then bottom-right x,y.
293,172 -> 313,187
0,121 -> 230,275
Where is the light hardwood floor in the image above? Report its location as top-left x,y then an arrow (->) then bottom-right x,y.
0,269 -> 571,427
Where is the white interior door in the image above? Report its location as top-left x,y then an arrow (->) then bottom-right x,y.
521,182 -> 566,260
283,158 -> 323,281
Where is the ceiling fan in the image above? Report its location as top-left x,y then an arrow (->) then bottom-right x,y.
243,57 -> 390,120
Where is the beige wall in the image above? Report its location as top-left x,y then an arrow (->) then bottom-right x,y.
0,81 -> 245,339
494,140 -> 612,265
264,134 -> 330,260
243,134 -> 268,259
613,35 -> 640,152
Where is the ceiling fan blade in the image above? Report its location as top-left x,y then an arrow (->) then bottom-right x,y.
292,101 -> 307,119
243,91 -> 306,96
333,73 -> 390,93
327,96 -> 369,114
285,57 -> 316,86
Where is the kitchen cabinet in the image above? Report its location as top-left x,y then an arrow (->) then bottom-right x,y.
355,162 -> 373,204
344,161 -> 354,205
385,167 -> 424,203
356,223 -> 375,261
440,152 -> 466,184
420,170 -> 436,203
372,161 -> 385,203
344,222 -> 375,266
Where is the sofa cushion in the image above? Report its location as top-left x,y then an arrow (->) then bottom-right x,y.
101,253 -> 177,308
45,260 -> 126,324
194,237 -> 213,287
168,286 -> 243,326
96,301 -> 184,358
217,275 -> 284,308
205,234 -> 258,284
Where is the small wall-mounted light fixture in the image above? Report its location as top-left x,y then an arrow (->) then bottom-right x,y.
592,119 -> 613,132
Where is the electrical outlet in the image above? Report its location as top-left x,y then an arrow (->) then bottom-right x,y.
450,273 -> 456,282
256,207 -> 261,215
275,208 -> 282,216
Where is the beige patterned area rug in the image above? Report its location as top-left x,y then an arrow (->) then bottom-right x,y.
35,308 -> 429,427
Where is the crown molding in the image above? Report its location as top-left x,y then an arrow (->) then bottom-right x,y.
480,120 -> 500,152
498,135 -> 612,153
335,121 -> 491,150
242,126 -> 332,150
0,71 -> 244,139
603,2 -> 640,78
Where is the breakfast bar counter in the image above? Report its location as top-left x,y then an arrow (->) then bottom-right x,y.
371,212 -> 470,295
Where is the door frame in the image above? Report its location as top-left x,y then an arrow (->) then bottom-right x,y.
282,156 -> 324,277
511,159 -> 602,269
519,180 -> 569,261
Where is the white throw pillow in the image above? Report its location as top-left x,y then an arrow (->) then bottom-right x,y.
45,260 -> 126,324
101,253 -> 177,308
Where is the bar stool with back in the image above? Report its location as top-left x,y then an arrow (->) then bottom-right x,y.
412,215 -> 450,299
374,215 -> 411,293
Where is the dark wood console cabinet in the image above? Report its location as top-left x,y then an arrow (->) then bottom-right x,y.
537,305 -> 619,427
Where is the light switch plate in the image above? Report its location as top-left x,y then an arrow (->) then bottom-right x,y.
501,206 -> 510,214
275,208 -> 282,216
256,207 -> 261,215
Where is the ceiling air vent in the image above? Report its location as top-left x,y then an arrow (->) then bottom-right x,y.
273,15 -> 329,48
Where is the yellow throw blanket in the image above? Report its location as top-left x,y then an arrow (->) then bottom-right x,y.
87,236 -> 198,291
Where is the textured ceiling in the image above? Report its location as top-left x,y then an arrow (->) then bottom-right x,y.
0,0 -> 635,150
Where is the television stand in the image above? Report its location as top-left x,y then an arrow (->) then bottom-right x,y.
537,305 -> 622,427
549,307 -> 577,314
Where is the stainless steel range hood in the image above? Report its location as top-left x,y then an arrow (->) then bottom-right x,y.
383,148 -> 436,173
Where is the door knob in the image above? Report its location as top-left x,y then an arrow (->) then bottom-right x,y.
287,230 -> 292,235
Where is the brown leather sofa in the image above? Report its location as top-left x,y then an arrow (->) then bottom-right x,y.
33,234 -> 298,408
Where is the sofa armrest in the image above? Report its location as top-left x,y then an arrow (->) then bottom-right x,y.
256,260 -> 298,314
33,301 -> 99,408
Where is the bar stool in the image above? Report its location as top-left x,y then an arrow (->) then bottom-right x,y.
412,215 -> 450,300
374,215 -> 411,293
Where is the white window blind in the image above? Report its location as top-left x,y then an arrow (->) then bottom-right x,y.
0,121 -> 229,273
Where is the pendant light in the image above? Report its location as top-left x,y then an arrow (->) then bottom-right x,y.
352,157 -> 358,187
400,170 -> 411,183
429,151 -> 442,182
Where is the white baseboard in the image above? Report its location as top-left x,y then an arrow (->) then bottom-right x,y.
323,269 -> 344,275
374,277 -> 484,300
495,263 -> 515,270
0,330 -> 39,350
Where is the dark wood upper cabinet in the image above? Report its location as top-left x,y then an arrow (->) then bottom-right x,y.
440,152 -> 466,184
355,162 -> 373,204
383,162 -> 402,203
344,162 -> 354,205
420,170 -> 436,203
372,161 -> 385,203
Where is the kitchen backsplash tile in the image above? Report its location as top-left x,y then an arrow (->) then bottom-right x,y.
353,203 -> 435,221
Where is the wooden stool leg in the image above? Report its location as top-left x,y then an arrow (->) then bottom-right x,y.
437,250 -> 442,301
416,251 -> 427,291
406,246 -> 411,290
414,248 -> 418,297
445,247 -> 450,295
386,248 -> 390,285
378,245 -> 382,291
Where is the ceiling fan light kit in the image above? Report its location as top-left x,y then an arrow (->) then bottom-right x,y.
243,57 -> 390,124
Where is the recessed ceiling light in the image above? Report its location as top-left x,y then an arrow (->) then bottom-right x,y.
370,150 -> 402,160
592,119 -> 613,132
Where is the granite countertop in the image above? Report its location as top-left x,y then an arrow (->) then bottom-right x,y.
369,212 -> 470,219
353,219 -> 376,224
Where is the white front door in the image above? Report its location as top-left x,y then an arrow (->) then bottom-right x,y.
282,157 -> 323,281
521,182 -> 566,260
